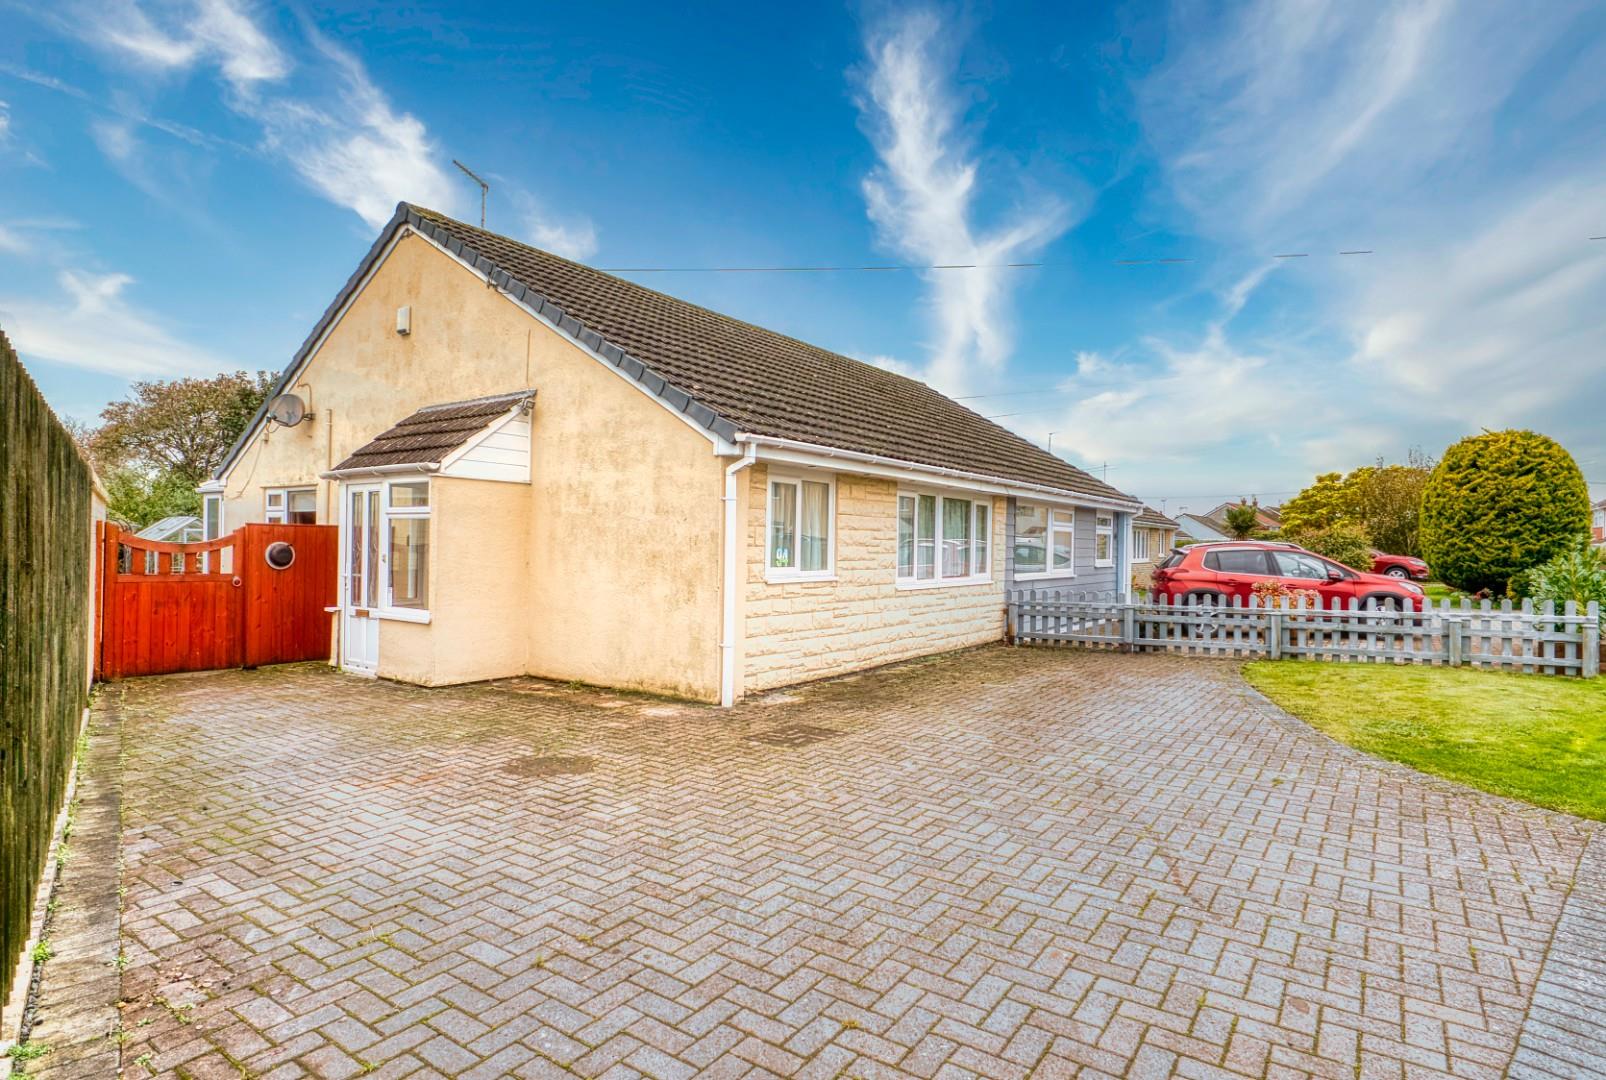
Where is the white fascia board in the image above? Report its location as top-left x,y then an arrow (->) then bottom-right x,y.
742,436 -> 1143,512
408,227 -> 740,456
320,463 -> 441,481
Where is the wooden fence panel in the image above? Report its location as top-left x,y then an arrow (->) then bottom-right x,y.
1,330 -> 93,1010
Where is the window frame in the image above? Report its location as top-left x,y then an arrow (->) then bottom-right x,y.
1013,502 -> 1077,581
1094,514 -> 1116,568
382,480 -> 431,614
1132,527 -> 1150,563
896,488 -> 994,590
264,485 -> 317,525
764,472 -> 837,583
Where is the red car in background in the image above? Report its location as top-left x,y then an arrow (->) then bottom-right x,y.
1151,541 -> 1426,610
1370,551 -> 1430,579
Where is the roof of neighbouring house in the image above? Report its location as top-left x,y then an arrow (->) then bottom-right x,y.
1134,505 -> 1179,529
331,390 -> 534,472
1175,513 -> 1230,541
221,203 -> 1138,508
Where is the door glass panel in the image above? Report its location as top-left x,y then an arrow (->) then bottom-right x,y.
348,489 -> 365,605
364,490 -> 380,607
1015,503 -> 1047,574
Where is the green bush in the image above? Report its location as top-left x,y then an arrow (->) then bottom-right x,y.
1287,523 -> 1374,570
1527,542 -> 1606,627
1419,430 -> 1590,594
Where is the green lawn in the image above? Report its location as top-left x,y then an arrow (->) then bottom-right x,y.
1421,581 -> 1466,604
1244,661 -> 1606,820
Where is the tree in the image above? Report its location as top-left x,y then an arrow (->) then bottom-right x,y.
91,371 -> 275,484
1278,473 -> 1349,534
1419,430 -> 1590,594
1280,451 -> 1434,556
1289,523 -> 1374,571
100,465 -> 201,529
1223,504 -> 1260,540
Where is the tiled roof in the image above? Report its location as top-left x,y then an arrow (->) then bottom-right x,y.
332,390 -> 532,472
1134,505 -> 1179,529
398,206 -> 1135,505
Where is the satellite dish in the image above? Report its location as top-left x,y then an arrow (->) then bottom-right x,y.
266,393 -> 308,426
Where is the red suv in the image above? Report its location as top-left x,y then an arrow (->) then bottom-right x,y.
1152,541 -> 1426,610
1370,551 -> 1430,580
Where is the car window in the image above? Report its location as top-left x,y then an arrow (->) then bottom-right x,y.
1158,551 -> 1184,569
1272,551 -> 1330,580
1204,549 -> 1270,575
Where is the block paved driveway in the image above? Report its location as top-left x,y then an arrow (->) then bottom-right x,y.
107,647 -> 1602,1079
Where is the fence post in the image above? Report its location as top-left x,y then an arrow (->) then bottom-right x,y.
1121,604 -> 1136,652
1268,601 -> 1283,661
1006,596 -> 1018,646
1585,601 -> 1600,678
1447,610 -> 1463,667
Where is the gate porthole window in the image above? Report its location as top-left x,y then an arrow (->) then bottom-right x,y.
264,541 -> 296,570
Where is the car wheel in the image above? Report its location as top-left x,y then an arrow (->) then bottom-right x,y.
1185,592 -> 1226,638
1384,566 -> 1409,578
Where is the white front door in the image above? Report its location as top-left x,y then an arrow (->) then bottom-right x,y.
341,483 -> 382,673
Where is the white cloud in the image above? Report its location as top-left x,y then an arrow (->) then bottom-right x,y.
0,99 -> 10,142
511,190 -> 599,261
1,270 -> 224,377
856,9 -> 1070,395
67,0 -> 464,229
1112,0 -> 1606,494
88,0 -> 289,92
247,34 -> 460,229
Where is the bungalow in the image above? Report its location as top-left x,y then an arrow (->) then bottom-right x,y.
1131,505 -> 1181,567
207,203 -> 1142,703
1593,497 -> 1605,547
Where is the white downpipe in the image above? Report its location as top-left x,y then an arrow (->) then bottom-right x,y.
720,444 -> 758,707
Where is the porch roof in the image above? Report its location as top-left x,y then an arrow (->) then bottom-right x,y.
330,390 -> 533,474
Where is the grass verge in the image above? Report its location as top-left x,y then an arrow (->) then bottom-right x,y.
1244,661 -> 1606,820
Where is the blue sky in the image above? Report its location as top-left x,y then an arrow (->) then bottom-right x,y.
2,0 -> 1604,513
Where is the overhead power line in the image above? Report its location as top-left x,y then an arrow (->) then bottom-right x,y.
595,239 -> 1602,274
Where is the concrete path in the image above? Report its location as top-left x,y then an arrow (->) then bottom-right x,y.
27,648 -> 1606,1078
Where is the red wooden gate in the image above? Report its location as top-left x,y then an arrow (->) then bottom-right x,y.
96,522 -> 338,679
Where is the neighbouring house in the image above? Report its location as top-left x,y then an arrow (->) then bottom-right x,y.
1593,498 -> 1605,547
1131,505 -> 1180,566
1175,513 -> 1230,543
206,203 -> 1143,703
1202,500 -> 1282,532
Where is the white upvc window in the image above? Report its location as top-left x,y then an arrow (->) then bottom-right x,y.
767,474 -> 835,581
1095,514 -> 1116,567
202,494 -> 223,540
1015,503 -> 1076,579
1132,527 -> 1150,563
265,486 -> 317,524
897,490 -> 991,587
385,480 -> 430,611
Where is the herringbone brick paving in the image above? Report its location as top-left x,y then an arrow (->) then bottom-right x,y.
104,648 -> 1600,1078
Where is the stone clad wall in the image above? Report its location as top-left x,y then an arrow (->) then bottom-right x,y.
741,465 -> 1006,694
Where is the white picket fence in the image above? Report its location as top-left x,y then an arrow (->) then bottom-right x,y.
1007,589 -> 1602,677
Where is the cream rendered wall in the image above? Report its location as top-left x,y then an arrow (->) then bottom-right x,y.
522,332 -> 724,701
218,233 -> 535,531
378,477 -> 529,686
218,230 -> 724,698
740,464 -> 1006,695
